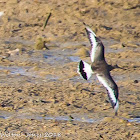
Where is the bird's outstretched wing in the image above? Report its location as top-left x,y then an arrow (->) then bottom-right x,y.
77,60 -> 93,80
85,25 -> 98,62
96,74 -> 119,115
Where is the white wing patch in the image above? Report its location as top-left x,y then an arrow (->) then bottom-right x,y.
77,60 -> 93,80
82,61 -> 93,80
96,75 -> 117,104
90,41 -> 97,62
85,26 -> 98,62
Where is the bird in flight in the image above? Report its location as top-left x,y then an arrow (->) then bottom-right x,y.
77,24 -> 119,116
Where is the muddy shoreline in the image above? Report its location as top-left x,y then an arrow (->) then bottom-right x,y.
0,0 -> 140,139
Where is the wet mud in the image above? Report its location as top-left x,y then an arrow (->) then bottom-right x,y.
0,0 -> 140,139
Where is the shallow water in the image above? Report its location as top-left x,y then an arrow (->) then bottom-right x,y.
0,110 -> 140,124
128,118 -> 140,123
0,110 -> 101,123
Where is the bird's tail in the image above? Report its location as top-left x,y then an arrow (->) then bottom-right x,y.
77,60 -> 93,80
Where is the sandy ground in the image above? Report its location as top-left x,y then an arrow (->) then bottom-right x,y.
0,0 -> 140,139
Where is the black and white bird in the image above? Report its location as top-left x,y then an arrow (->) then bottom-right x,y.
78,24 -> 119,116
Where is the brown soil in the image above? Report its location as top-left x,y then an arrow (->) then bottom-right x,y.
0,0 -> 140,139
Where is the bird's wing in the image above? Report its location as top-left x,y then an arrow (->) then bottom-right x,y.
85,25 -> 98,62
96,74 -> 119,113
77,60 -> 93,80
